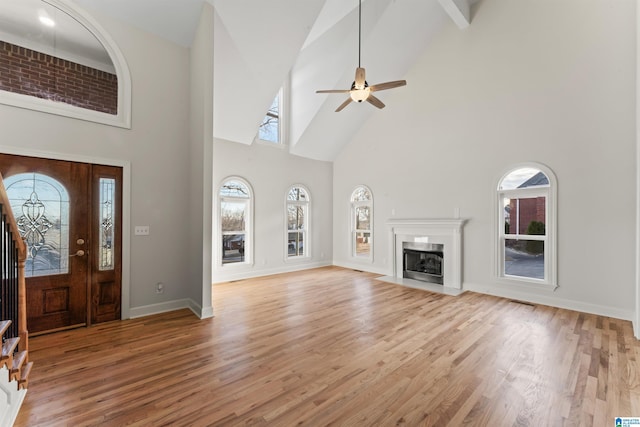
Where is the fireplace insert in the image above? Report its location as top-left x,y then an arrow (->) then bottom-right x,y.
402,242 -> 444,284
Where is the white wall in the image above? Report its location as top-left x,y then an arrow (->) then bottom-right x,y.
189,3 -> 214,318
333,0 -> 637,320
212,139 -> 333,282
0,7 -> 193,316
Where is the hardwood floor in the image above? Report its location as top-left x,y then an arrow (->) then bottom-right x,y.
15,266 -> 640,426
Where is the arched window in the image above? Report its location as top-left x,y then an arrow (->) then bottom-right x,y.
286,185 -> 309,258
350,185 -> 373,260
219,177 -> 252,266
496,164 -> 557,287
0,0 -> 132,128
4,172 -> 70,277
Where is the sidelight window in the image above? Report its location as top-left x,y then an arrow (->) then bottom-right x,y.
98,178 -> 115,270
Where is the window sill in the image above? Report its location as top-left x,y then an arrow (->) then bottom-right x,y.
495,275 -> 558,291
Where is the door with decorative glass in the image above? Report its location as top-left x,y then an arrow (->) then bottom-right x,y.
0,154 -> 122,334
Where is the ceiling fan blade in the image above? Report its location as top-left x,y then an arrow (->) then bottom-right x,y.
355,67 -> 366,87
367,94 -> 385,109
335,98 -> 353,112
369,80 -> 407,92
316,89 -> 350,94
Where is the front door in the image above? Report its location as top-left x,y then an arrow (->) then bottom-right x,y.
0,154 -> 122,334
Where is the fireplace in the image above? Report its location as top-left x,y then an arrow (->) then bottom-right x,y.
403,242 -> 444,284
386,218 -> 467,291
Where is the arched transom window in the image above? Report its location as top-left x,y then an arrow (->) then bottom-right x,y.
0,0 -> 132,128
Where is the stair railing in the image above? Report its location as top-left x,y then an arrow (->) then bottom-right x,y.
0,172 -> 28,357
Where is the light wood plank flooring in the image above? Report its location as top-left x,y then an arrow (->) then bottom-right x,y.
15,266 -> 640,426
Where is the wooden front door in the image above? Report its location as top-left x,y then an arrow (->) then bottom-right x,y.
0,154 -> 122,334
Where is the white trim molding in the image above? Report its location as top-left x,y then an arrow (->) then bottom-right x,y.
0,145 -> 132,320
0,0 -> 132,129
465,281 -> 635,324
494,162 -> 558,290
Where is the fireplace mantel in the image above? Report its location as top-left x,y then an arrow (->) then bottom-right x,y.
386,218 -> 467,291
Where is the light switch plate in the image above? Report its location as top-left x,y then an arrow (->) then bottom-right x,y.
134,225 -> 150,235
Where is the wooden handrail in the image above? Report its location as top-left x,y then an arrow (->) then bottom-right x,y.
0,172 -> 28,356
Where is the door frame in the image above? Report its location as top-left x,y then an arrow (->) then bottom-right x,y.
0,145 -> 131,320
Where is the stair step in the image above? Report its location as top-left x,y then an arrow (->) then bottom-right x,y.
10,350 -> 26,382
18,361 -> 33,390
0,337 -> 19,368
0,320 -> 11,337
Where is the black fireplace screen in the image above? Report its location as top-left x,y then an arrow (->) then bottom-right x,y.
404,249 -> 443,276
402,242 -> 444,284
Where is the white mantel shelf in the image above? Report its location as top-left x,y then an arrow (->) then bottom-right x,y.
386,218 -> 468,291
386,218 -> 467,229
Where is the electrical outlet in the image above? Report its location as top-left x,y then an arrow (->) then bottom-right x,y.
156,282 -> 164,294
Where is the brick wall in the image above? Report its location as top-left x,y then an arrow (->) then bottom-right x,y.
509,196 -> 546,234
0,41 -> 117,115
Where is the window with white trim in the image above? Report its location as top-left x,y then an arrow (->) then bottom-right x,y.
219,177 -> 252,266
286,186 -> 309,258
258,88 -> 282,144
0,0 -> 132,128
496,164 -> 557,287
351,185 -> 373,260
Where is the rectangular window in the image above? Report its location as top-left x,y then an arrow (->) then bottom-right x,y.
504,197 -> 546,236
288,232 -> 304,257
354,231 -> 371,257
287,205 -> 305,257
355,206 -> 370,230
221,200 -> 246,264
502,196 -> 546,280
354,207 -> 371,257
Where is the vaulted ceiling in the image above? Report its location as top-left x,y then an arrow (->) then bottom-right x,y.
209,0 -> 472,161
11,0 -> 474,161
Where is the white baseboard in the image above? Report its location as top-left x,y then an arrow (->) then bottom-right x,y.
464,282 -> 635,322
129,298 -> 202,319
332,260 -> 390,276
212,260 -> 331,284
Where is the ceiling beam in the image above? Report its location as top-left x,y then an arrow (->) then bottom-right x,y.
437,0 -> 470,29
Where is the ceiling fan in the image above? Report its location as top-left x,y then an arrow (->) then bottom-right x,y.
316,0 -> 407,112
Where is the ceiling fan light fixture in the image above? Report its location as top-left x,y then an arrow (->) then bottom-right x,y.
350,88 -> 370,102
315,0 -> 406,112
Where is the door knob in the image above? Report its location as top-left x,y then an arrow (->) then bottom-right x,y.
70,249 -> 86,257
